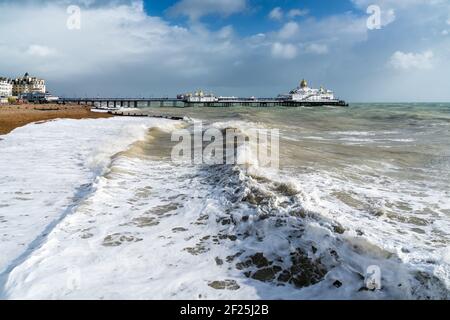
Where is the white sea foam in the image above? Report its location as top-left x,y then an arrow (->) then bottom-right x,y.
0,117 -> 179,291
330,131 -> 378,136
0,116 -> 448,299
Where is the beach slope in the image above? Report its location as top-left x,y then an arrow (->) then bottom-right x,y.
0,104 -> 112,135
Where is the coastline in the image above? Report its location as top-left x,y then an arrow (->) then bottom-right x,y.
0,104 -> 113,135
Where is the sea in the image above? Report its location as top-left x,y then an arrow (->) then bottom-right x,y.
0,103 -> 449,299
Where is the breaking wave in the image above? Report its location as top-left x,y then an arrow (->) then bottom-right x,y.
192,126 -> 450,299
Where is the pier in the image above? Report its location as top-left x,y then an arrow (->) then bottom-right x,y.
57,79 -> 349,108
60,98 -> 183,108
59,97 -> 348,108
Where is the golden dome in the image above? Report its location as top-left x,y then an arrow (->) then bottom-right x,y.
300,79 -> 308,88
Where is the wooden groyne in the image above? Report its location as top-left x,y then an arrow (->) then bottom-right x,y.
108,110 -> 184,121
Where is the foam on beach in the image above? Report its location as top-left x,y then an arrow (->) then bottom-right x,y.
0,117 -> 179,296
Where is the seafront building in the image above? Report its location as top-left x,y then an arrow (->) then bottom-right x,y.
11,73 -> 46,96
0,77 -> 13,97
177,90 -> 218,103
278,79 -> 335,102
0,73 -> 58,104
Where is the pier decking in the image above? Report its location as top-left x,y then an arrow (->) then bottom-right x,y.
59,97 -> 348,108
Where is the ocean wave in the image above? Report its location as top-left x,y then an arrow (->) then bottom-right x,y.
191,153 -> 449,299
194,120 -> 450,298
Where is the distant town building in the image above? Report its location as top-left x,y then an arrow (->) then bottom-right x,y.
0,77 -> 13,97
12,73 -> 46,96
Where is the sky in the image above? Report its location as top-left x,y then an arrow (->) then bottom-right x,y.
0,0 -> 449,102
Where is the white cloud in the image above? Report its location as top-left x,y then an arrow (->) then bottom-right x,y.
295,14 -> 368,44
305,43 -> 328,55
271,42 -> 298,59
217,25 -> 234,39
269,7 -> 283,21
26,45 -> 57,57
278,22 -> 299,39
168,0 -> 247,20
287,9 -> 308,19
269,7 -> 308,21
383,9 -> 396,26
389,50 -> 434,70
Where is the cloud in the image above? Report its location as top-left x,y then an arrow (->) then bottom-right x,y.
382,9 -> 396,27
287,9 -> 308,19
26,45 -> 57,57
389,50 -> 434,70
295,13 -> 368,45
305,43 -> 328,55
168,0 -> 247,20
217,25 -> 234,39
271,43 -> 298,59
268,7 -> 283,21
278,22 -> 299,39
269,7 -> 308,21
